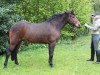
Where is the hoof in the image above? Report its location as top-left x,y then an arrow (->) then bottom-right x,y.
3,66 -> 7,69
15,62 -> 19,65
15,61 -> 19,65
50,64 -> 54,68
4,64 -> 7,68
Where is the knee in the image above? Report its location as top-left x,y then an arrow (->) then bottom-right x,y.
6,49 -> 11,55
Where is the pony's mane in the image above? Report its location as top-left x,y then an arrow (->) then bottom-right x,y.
46,12 -> 65,22
46,11 -> 71,22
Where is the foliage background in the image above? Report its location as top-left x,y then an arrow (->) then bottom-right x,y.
0,0 -> 94,52
93,0 -> 100,13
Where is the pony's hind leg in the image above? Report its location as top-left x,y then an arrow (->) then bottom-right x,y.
4,44 -> 17,68
14,43 -> 21,65
14,49 -> 19,65
4,48 -> 11,68
11,48 -> 19,65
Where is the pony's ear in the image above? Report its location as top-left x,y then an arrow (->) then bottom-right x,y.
71,10 -> 75,15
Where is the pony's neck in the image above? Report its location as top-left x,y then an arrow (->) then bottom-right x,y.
55,18 -> 68,31
46,13 -> 69,31
49,16 -> 68,31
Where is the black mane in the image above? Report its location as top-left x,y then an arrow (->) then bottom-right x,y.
46,12 -> 65,22
46,11 -> 72,23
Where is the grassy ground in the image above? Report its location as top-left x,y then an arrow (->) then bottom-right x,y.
0,35 -> 100,75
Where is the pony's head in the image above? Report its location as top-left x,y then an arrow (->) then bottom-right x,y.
65,11 -> 80,28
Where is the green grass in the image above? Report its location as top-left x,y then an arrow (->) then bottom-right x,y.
0,35 -> 100,75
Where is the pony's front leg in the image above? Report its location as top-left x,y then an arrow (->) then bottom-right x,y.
48,42 -> 56,67
4,49 -> 11,68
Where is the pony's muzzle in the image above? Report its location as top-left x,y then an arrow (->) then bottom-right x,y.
75,23 -> 81,28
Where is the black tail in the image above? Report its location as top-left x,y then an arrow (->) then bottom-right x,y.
11,50 -> 17,61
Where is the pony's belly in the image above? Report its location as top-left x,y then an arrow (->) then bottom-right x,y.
23,31 -> 60,44
23,37 -> 50,44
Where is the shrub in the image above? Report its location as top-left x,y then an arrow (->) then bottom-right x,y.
0,4 -> 23,52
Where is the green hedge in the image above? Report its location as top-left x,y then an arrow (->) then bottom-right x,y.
0,4 -> 23,51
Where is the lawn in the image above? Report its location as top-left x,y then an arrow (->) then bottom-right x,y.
0,35 -> 100,75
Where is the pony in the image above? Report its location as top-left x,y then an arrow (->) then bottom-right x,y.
4,11 -> 80,68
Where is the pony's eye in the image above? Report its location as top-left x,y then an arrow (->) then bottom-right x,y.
71,15 -> 74,18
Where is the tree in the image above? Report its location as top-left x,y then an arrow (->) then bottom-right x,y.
0,1 -> 23,52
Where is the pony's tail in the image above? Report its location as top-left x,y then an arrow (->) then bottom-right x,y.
11,50 -> 17,61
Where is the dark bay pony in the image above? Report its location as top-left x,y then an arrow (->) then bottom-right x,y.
4,11 -> 80,68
